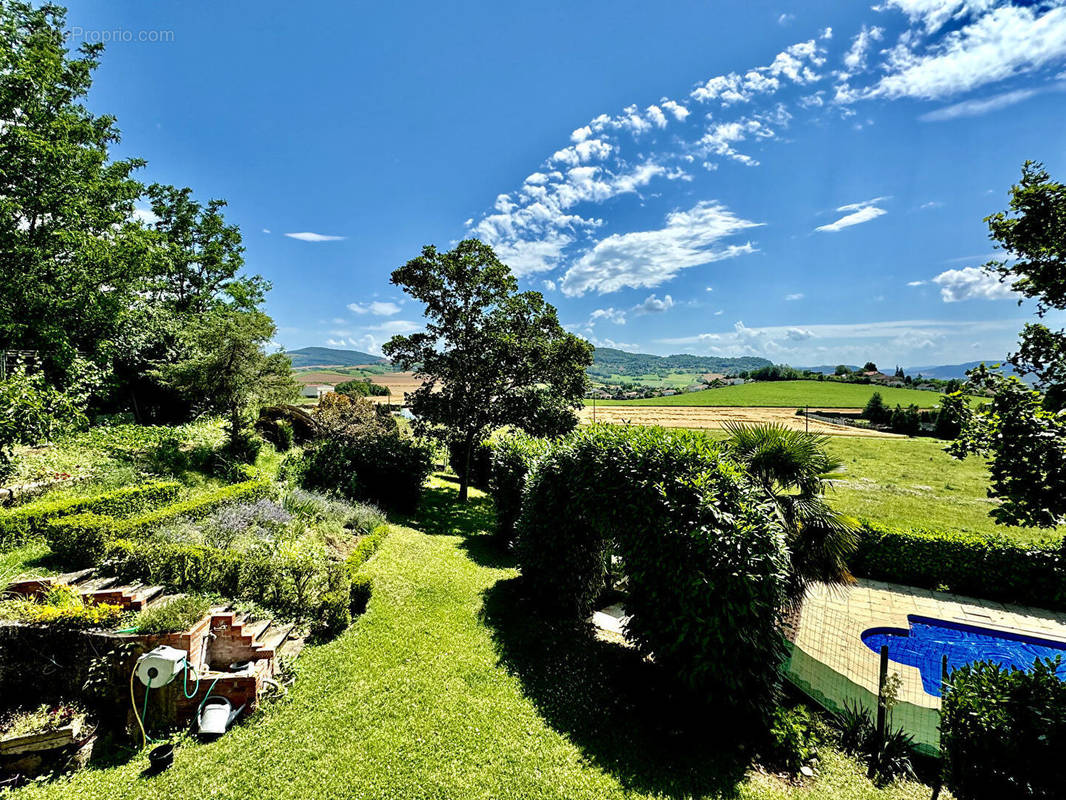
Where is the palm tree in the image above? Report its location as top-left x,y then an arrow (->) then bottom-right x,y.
723,421 -> 859,605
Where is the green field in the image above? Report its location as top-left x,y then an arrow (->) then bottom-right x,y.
15,477 -> 934,800
590,380 -> 955,408
821,436 -> 1062,545
692,431 -> 1060,545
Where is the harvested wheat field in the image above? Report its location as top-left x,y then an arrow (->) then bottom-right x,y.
578,405 -> 903,437
366,371 -> 424,403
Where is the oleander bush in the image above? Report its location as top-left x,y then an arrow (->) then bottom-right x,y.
851,520 -> 1066,609
488,432 -> 550,547
0,481 -> 181,550
516,424 -> 789,729
941,658 -> 1066,800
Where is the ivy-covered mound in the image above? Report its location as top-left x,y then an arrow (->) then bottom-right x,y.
515,424 -> 790,729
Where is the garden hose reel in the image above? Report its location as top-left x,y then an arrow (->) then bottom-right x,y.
135,645 -> 188,688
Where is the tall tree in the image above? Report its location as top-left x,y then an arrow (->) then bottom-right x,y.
0,2 -> 148,374
143,183 -> 267,314
951,162 -> 1066,527
383,239 -> 593,501
156,309 -> 298,453
723,422 -> 859,604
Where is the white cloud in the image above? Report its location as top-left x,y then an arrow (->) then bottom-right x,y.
842,25 -> 884,73
348,301 -> 401,316
919,86 -> 1043,121
919,200 -> 944,209
366,319 -> 421,334
878,0 -> 999,34
932,266 -> 1017,301
262,228 -> 271,234
660,99 -> 690,121
696,116 -> 783,167
561,201 -> 761,296
589,307 -> 627,325
550,138 -> 613,166
815,202 -> 888,232
778,13 -> 795,26
870,4 -> 1066,100
132,206 -> 159,225
634,293 -> 675,314
785,292 -> 805,301
284,232 -> 346,242
691,39 -> 826,105
907,280 -> 928,286
542,279 -> 557,292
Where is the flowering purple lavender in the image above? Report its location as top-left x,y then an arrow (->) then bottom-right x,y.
202,499 -> 292,548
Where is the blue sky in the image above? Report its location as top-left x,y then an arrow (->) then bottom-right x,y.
66,0 -> 1066,367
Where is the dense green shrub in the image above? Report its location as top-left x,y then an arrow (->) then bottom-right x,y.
133,595 -> 212,634
851,520 -> 1065,609
101,537 -> 346,619
44,478 -> 272,567
488,432 -> 550,547
313,590 -> 352,638
762,705 -> 828,774
335,379 -> 389,397
344,523 -> 389,612
448,437 -> 492,491
516,424 -> 789,728
292,433 -> 432,512
941,658 -> 1066,800
0,481 -> 181,550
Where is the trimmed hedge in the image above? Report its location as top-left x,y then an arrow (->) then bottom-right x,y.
343,523 -> 390,616
488,433 -> 550,547
101,537 -> 346,621
0,481 -> 181,550
516,424 -> 790,729
851,520 -> 1066,610
44,478 -> 273,566
95,521 -> 391,632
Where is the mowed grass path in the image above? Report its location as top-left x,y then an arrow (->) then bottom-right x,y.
588,380 -> 955,408
15,477 -> 932,800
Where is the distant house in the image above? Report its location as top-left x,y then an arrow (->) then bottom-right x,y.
662,390 -> 677,396
300,384 -> 334,399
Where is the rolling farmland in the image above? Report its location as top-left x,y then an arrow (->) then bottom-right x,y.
588,380 -> 957,408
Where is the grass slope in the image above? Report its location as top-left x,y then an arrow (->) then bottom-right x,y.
823,437 -> 1063,546
589,380 -> 951,408
15,478 -> 933,800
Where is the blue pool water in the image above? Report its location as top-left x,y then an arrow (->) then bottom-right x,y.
861,615 -> 1066,697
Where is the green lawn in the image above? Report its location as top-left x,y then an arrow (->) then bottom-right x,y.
12,476 -> 935,800
589,380 -> 957,408
823,437 -> 1063,545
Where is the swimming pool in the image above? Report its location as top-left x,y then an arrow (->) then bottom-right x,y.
861,615 -> 1066,696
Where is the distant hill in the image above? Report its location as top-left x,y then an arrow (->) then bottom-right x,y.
591,347 -> 770,378
288,347 -> 386,369
905,359 -> 1038,386
903,360 -> 1002,380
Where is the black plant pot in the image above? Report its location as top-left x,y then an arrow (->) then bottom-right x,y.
148,743 -> 174,772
